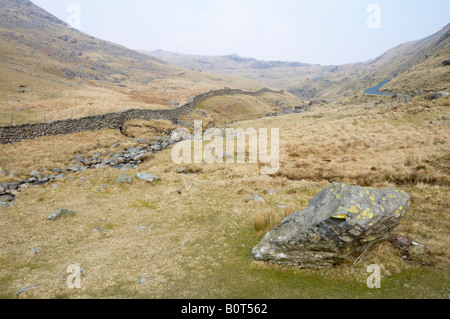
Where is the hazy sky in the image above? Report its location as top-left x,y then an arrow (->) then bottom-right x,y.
31,0 -> 450,65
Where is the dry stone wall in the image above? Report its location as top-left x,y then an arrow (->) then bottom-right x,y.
0,88 -> 283,144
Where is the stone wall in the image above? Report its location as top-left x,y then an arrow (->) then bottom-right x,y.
0,88 -> 283,144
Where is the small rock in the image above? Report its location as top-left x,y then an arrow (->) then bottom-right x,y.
168,100 -> 179,107
30,171 -> 42,179
177,166 -> 187,174
266,189 -> 277,196
139,278 -> 149,285
47,209 -> 77,221
150,144 -> 161,151
29,249 -> 41,254
137,226 -> 149,230
117,173 -> 132,184
136,173 -> 159,183
0,167 -> 7,176
16,286 -> 36,297
0,195 -> 14,202
136,138 -> 148,144
251,194 -> 265,202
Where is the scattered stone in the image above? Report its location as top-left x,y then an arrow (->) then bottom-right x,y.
93,227 -> 103,232
150,143 -> 161,151
29,249 -> 41,254
117,173 -> 132,184
139,278 -> 149,285
177,166 -> 187,174
67,166 -> 80,172
137,226 -> 149,230
16,88 -> 26,93
0,195 -> 14,202
251,194 -> 265,202
427,91 -> 450,100
171,128 -> 191,143
136,138 -> 148,145
30,171 -> 42,179
0,167 -> 7,176
252,182 -> 411,268
47,209 -> 77,221
16,286 -> 36,297
168,100 -> 179,107
136,173 -> 159,183
266,189 -> 277,196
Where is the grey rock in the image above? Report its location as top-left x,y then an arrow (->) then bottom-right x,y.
137,138 -> 148,144
427,91 -> 450,100
52,167 -> 63,173
0,194 -> 14,202
29,249 -> 41,254
16,286 -> 36,296
251,194 -> 265,202
67,166 -> 80,172
47,209 -> 77,221
136,173 -> 159,183
252,182 -> 411,268
0,167 -> 7,176
117,173 -> 132,184
133,154 -> 147,162
267,189 -> 277,196
150,144 -> 161,151
168,100 -> 179,107
30,171 -> 42,179
177,166 -> 187,174
171,128 -> 191,143
75,155 -> 86,164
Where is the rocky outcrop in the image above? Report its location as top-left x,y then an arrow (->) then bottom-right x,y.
252,182 -> 411,268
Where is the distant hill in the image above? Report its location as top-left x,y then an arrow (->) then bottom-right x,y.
0,0 -> 266,124
146,23 -> 450,99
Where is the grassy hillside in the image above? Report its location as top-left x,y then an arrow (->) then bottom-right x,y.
0,94 -> 448,298
0,0 -> 267,125
148,23 -> 450,99
0,0 -> 448,299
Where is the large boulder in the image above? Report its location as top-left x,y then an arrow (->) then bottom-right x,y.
252,182 -> 411,268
